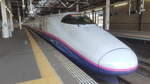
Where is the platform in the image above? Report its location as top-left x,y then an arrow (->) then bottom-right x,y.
110,30 -> 150,41
0,28 -> 97,84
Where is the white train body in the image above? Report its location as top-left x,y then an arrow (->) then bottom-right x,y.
26,12 -> 138,75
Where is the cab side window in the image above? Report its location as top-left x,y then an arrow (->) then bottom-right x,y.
61,14 -> 94,25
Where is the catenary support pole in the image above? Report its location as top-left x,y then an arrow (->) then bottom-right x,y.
105,0 -> 110,30
103,8 -> 106,29
92,10 -> 95,22
1,0 -> 10,38
138,12 -> 143,31
94,11 -> 97,24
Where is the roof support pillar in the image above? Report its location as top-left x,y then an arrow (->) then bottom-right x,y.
76,4 -> 79,12
9,14 -> 14,32
17,2 -> 22,30
1,0 -> 11,38
8,1 -> 14,32
105,0 -> 110,30
19,16 -> 22,30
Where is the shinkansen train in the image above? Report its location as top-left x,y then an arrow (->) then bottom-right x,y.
25,12 -> 138,83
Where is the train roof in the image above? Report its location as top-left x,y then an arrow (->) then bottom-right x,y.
49,12 -> 80,17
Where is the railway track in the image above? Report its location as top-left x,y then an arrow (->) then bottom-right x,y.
116,37 -> 150,84
79,37 -> 150,84
119,59 -> 150,84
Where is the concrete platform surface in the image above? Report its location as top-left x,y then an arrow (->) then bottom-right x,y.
0,29 -> 40,84
0,28 -> 97,84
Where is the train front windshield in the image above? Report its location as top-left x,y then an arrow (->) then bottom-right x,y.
62,14 -> 94,25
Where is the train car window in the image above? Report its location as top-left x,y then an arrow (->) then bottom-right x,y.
61,14 -> 94,24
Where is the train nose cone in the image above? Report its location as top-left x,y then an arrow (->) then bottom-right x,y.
98,48 -> 138,75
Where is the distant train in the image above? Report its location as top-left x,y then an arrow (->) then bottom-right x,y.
25,12 -> 138,83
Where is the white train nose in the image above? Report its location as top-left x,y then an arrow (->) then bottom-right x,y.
99,48 -> 138,72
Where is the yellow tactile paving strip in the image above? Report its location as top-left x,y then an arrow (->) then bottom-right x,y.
17,29 -> 63,84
